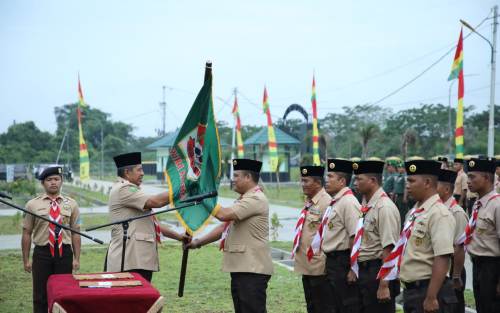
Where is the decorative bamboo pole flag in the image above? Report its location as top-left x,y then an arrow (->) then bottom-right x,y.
448,29 -> 464,158
232,94 -> 245,158
262,87 -> 279,172
311,75 -> 320,165
77,75 -> 90,182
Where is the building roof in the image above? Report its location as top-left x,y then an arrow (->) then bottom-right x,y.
147,129 -> 229,149
244,127 -> 300,146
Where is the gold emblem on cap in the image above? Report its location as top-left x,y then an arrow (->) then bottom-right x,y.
409,164 -> 417,173
233,160 -> 237,166
469,160 -> 475,168
329,162 -> 335,169
302,168 -> 308,175
352,163 -> 359,170
58,168 -> 62,174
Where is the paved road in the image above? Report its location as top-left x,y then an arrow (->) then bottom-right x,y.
0,178 -> 474,290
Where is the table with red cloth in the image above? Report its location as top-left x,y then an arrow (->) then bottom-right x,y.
47,272 -> 164,313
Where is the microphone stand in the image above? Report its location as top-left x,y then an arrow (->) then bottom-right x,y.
0,198 -> 104,244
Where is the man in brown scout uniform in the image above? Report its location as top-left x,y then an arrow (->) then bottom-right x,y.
464,158 -> 500,313
453,158 -> 468,208
400,160 -> 457,313
292,165 -> 334,313
106,152 -> 187,282
437,169 -> 468,313
352,160 -> 401,313
187,159 -> 273,313
320,158 -> 361,313
22,166 -> 81,313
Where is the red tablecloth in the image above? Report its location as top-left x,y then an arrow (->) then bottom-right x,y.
47,272 -> 163,313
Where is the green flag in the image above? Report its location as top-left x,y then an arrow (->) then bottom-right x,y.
165,67 -> 222,235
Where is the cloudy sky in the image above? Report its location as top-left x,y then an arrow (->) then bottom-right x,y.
1,0 -> 498,137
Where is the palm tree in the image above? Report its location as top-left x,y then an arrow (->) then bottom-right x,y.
359,123 -> 379,158
401,128 -> 417,160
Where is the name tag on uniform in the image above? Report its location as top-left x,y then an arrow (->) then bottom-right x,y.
309,206 -> 321,215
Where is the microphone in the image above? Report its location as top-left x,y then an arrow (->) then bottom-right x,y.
179,191 -> 218,203
0,191 -> 12,200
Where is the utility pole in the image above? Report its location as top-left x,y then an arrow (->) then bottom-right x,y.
488,5 -> 498,157
100,126 -> 104,179
461,7 -> 498,157
159,86 -> 167,136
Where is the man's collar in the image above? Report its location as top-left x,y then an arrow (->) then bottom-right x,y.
333,186 -> 350,200
364,187 -> 385,207
418,194 -> 441,211
310,188 -> 327,204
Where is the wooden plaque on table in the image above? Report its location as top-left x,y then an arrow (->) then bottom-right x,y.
79,280 -> 143,288
73,273 -> 134,280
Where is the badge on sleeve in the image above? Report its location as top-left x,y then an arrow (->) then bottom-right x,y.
129,186 -> 139,193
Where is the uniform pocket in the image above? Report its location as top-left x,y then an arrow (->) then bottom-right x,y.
227,244 -> 246,253
134,232 -> 155,242
60,208 -> 71,224
412,223 -> 427,238
307,213 -> 321,223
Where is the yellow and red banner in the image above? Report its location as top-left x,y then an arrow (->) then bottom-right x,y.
232,94 -> 244,158
262,87 -> 279,172
448,29 -> 464,158
77,75 -> 90,182
311,75 -> 320,165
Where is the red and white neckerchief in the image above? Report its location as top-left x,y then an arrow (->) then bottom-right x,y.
152,216 -> 161,243
291,200 -> 313,258
219,221 -> 232,250
350,192 -> 388,277
219,186 -> 263,251
377,206 -> 425,281
456,193 -> 500,246
48,197 -> 63,257
446,197 -> 458,209
307,189 -> 353,260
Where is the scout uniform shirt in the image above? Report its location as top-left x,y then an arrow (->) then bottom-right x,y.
400,194 -> 456,282
294,188 -> 332,275
358,187 -> 401,262
322,187 -> 361,253
222,186 -> 273,275
23,194 -> 81,246
467,190 -> 500,257
453,170 -> 468,196
444,197 -> 468,244
106,178 -> 159,272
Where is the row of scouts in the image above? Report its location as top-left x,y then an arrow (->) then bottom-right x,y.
21,153 -> 500,313
286,157 -> 500,313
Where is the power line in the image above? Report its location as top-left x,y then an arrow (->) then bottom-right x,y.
369,14 -> 492,106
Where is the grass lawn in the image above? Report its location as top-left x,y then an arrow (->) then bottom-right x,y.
218,184 -> 305,209
0,212 -> 183,235
63,184 -> 109,205
0,244 -> 308,313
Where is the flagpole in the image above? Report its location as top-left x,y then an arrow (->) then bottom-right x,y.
178,61 -> 213,297
230,88 -> 237,182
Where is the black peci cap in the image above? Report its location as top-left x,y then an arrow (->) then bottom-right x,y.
232,159 -> 263,173
327,159 -> 353,174
466,158 -> 496,174
405,160 -> 441,176
113,152 -> 142,168
353,160 -> 384,175
438,169 -> 457,184
39,166 -> 63,181
300,166 -> 325,177
453,158 -> 464,164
